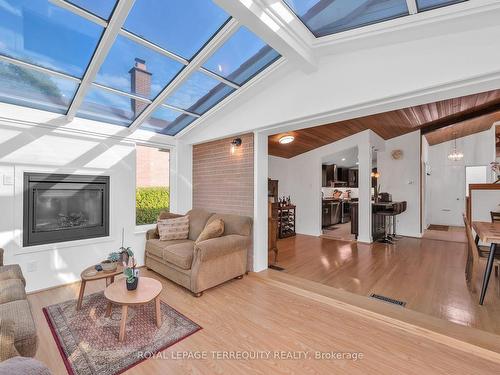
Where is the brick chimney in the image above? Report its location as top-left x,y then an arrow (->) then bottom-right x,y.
129,58 -> 152,115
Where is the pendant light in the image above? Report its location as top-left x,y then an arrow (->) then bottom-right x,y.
448,132 -> 464,161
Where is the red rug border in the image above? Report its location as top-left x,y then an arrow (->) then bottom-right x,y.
43,296 -> 203,375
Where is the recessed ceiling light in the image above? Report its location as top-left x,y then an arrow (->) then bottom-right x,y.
279,135 -> 294,144
355,162 -> 359,165
341,158 -> 346,161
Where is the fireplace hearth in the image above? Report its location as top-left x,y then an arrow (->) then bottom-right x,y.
23,173 -> 109,247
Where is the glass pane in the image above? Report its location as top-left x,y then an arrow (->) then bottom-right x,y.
95,35 -> 183,100
0,61 -> 78,114
77,86 -> 147,126
67,0 -> 117,20
0,0 -> 103,77
203,27 -> 281,85
284,0 -> 409,37
417,0 -> 466,11
165,72 -> 235,115
124,0 -> 229,60
141,107 -> 196,136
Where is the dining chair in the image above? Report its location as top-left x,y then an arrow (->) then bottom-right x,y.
490,211 -> 500,223
463,214 -> 500,294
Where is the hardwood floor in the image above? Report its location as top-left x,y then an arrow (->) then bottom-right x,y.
272,234 -> 500,335
321,221 -> 356,241
28,269 -> 500,374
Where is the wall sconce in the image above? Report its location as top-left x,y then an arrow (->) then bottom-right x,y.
371,172 -> 380,178
231,138 -> 242,154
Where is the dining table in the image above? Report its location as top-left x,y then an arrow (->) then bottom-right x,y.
472,221 -> 500,305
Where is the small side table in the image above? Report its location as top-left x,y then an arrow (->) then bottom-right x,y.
104,277 -> 163,342
77,265 -> 123,310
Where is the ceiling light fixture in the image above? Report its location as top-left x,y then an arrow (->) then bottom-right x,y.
279,135 -> 294,144
448,132 -> 464,161
341,158 -> 346,161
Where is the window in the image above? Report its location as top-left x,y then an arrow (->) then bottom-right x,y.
140,106 -> 197,135
283,0 -> 409,37
465,166 -> 488,197
136,146 -> 170,225
416,0 -> 466,12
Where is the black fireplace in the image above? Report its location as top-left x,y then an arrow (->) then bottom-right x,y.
23,173 -> 110,247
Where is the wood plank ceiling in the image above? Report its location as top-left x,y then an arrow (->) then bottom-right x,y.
269,89 -> 500,158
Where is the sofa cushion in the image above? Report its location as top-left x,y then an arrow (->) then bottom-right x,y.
186,209 -> 213,241
0,357 -> 51,375
162,242 -> 195,270
206,214 -> 252,236
155,211 -> 184,236
0,265 -> 25,287
0,318 -> 19,362
195,219 -> 224,244
0,300 -> 37,357
146,239 -> 195,270
0,279 -> 26,304
157,216 -> 190,241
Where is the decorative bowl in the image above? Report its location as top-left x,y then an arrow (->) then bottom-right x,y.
100,261 -> 117,272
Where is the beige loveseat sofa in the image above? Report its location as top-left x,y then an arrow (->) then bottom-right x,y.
0,249 -> 50,374
145,209 -> 252,296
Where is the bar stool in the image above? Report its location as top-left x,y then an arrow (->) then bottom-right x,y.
390,202 -> 405,240
376,204 -> 395,244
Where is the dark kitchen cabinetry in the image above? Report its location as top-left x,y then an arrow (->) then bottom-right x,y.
322,165 -> 336,187
348,169 -> 358,188
322,201 -> 341,227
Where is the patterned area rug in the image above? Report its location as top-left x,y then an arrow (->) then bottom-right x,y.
43,291 -> 201,375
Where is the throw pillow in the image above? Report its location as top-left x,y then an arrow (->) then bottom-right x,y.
196,219 -> 224,244
157,215 -> 190,241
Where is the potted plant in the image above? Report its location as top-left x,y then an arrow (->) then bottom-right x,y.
123,256 -> 139,290
101,252 -> 120,272
119,246 -> 134,264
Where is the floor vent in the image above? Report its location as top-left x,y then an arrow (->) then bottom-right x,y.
268,264 -> 286,271
370,294 -> 406,307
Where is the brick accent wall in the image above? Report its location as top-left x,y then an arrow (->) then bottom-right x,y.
192,133 -> 254,269
193,133 -> 254,217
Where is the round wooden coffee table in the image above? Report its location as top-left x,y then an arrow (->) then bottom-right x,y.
104,277 -> 163,342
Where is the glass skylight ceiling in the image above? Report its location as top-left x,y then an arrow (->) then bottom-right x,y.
0,0 -> 281,136
284,0 -> 467,37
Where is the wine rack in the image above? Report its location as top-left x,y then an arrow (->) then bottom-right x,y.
277,205 -> 296,239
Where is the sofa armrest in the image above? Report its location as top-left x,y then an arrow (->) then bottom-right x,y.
194,235 -> 250,262
0,319 -> 19,362
146,229 -> 159,240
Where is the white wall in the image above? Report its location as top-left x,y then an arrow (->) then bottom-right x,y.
378,131 -> 422,237
268,155 -> 291,198
426,128 -> 495,227
267,130 -> 383,242
0,104 -> 178,292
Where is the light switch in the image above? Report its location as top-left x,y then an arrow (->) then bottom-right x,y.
2,175 -> 13,186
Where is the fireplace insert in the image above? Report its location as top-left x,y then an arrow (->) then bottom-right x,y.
23,173 -> 110,247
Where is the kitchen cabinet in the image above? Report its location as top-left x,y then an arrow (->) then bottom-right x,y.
322,201 -> 341,227
348,169 -> 358,188
322,165 -> 336,187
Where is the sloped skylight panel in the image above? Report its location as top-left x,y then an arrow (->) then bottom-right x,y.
0,61 -> 78,114
284,0 -> 409,37
141,107 -> 196,136
77,87 -> 147,127
124,0 -> 230,60
95,35 -> 184,100
203,27 -> 281,86
67,0 -> 117,20
165,71 -> 235,115
0,0 -> 103,77
417,0 -> 466,11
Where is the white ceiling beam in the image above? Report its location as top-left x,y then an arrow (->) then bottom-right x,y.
161,103 -> 201,118
66,0 -> 136,120
91,82 -> 151,103
199,67 -> 240,89
406,0 -> 419,14
0,54 -> 81,83
128,18 -> 240,131
213,0 -> 317,72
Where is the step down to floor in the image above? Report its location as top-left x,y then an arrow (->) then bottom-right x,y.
268,264 -> 286,271
370,294 -> 406,307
